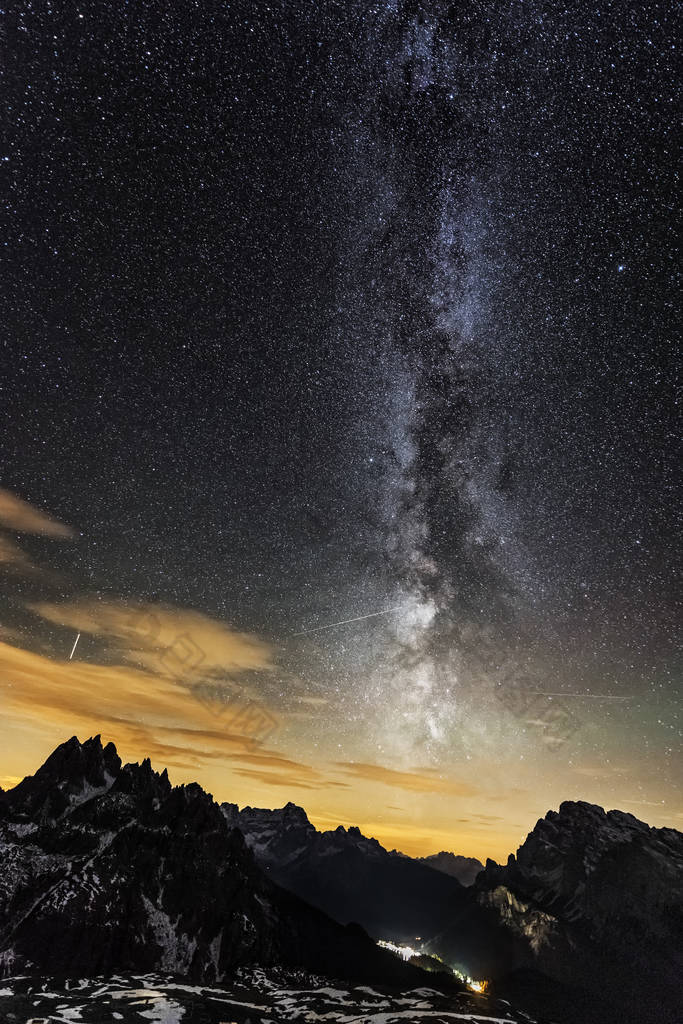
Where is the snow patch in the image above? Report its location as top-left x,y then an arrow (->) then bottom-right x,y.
142,897 -> 197,973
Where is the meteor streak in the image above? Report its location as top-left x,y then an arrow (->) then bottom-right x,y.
69,632 -> 81,660
294,606 -> 402,636
528,692 -> 634,700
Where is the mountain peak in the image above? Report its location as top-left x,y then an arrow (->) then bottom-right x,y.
282,801 -> 311,826
40,734 -> 121,775
5,734 -> 122,819
540,800 -> 651,846
114,757 -> 172,802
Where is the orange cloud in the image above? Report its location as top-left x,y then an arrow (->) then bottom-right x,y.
233,768 -> 322,790
453,814 -> 504,825
30,599 -> 274,685
230,749 -> 352,792
335,761 -> 478,797
233,752 -> 330,790
0,489 -> 74,538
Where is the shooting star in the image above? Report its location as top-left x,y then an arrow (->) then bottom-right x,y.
528,692 -> 634,700
294,607 -> 403,636
69,632 -> 81,660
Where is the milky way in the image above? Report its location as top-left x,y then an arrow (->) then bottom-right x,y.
1,1 -> 679,853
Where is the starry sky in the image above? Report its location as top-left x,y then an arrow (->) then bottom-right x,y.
0,1 -> 680,860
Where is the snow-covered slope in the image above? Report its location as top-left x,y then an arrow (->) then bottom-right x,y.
0,968 -> 541,1023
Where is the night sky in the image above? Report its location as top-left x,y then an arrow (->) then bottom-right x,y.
1,1 -> 679,859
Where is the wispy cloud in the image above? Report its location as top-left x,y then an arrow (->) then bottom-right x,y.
335,761 -> 478,797
233,768 -> 321,790
453,813 -> 504,824
0,489 -> 74,538
229,748 -> 350,792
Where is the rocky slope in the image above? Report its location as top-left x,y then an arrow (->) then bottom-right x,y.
222,800 -> 470,942
0,736 -> 432,987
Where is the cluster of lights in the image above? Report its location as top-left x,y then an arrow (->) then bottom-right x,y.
377,939 -> 488,994
467,979 -> 488,993
450,965 -> 489,993
377,938 -> 420,961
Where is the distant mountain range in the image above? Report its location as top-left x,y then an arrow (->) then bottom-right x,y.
222,800 -> 475,942
0,736 -> 681,1024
